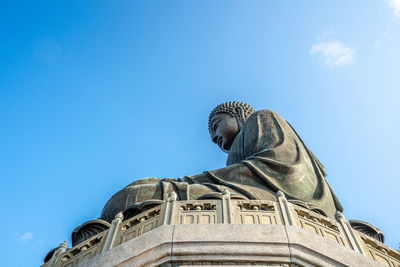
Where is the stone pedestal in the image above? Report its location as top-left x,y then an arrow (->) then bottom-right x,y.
43,192 -> 400,267
80,224 -> 389,267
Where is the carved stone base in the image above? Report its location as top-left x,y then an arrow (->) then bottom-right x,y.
43,195 -> 400,267
78,224 -> 387,267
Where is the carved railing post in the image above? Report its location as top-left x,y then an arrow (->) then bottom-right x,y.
335,211 -> 365,254
47,241 -> 68,267
276,191 -> 294,226
221,189 -> 232,224
163,192 -> 177,225
101,212 -> 123,253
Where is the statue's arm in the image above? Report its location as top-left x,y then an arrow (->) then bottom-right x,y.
180,161 -> 260,186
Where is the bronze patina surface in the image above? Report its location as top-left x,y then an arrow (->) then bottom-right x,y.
100,102 -> 342,222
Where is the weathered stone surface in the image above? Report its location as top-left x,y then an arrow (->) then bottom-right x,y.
285,225 -> 384,267
171,224 -> 290,263
77,224 -> 389,267
44,195 -> 400,267
79,225 -> 174,267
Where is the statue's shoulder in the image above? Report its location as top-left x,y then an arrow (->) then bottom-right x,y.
242,110 -> 287,132
255,109 -> 278,115
246,109 -> 281,121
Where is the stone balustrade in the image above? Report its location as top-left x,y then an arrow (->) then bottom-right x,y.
43,191 -> 400,267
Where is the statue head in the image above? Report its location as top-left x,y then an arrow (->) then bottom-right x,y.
208,101 -> 255,153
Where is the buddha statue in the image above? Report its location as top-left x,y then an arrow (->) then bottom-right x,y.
45,101 -> 389,265
100,101 -> 343,223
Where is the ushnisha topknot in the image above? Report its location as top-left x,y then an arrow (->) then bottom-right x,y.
208,101 -> 255,135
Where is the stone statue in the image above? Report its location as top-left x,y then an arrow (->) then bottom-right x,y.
100,101 -> 343,222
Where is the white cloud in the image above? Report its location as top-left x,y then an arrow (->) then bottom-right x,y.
388,0 -> 400,18
15,232 -> 35,242
310,40 -> 355,66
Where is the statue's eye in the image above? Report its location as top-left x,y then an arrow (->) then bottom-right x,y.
213,121 -> 220,131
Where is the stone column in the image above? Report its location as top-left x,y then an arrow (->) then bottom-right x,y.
47,241 -> 68,267
163,192 -> 177,225
335,211 -> 365,254
221,189 -> 232,224
101,212 -> 123,253
275,190 -> 295,226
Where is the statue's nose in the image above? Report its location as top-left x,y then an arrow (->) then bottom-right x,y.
212,134 -> 218,144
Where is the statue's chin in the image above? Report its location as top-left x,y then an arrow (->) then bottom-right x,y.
219,143 -> 231,154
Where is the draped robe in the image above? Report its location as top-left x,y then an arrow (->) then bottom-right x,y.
100,110 -> 342,222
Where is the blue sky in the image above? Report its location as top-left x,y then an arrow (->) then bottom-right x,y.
1,1 -> 400,266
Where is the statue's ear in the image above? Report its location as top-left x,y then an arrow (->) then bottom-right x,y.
234,106 -> 246,129
234,106 -> 246,122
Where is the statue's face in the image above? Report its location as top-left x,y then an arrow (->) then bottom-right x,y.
210,113 -> 240,153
